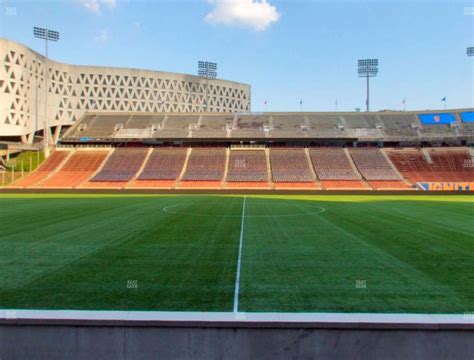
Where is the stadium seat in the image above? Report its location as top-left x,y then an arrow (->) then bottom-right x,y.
39,150 -> 109,188
349,148 -> 402,180
386,148 -> 474,183
90,148 -> 148,183
137,148 -> 187,181
270,148 -> 314,182
309,148 -> 362,180
181,148 -> 226,181
11,151 -> 71,188
226,150 -> 268,183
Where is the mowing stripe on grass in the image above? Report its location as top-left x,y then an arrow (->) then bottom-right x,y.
233,195 -> 246,313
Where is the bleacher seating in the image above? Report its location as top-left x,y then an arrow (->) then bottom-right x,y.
74,115 -> 131,138
181,148 -> 226,181
138,148 -> 186,180
270,115 -> 307,138
231,115 -> 268,138
91,148 -> 147,182
377,114 -> 419,138
420,124 -> 456,138
40,151 -> 108,188
124,115 -> 164,129
349,148 -> 402,180
270,148 -> 313,182
387,148 -> 474,183
64,110 -> 473,143
153,115 -> 194,138
192,115 -> 230,138
227,150 -> 268,182
11,151 -> 70,187
306,115 -> 344,138
309,148 -> 361,180
343,114 -> 379,129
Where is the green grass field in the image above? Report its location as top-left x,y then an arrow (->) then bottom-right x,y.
0,194 -> 472,314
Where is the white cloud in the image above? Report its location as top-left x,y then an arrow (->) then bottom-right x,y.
205,0 -> 280,31
101,0 -> 116,9
94,29 -> 109,43
78,0 -> 116,14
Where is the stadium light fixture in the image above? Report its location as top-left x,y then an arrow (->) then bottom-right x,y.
358,59 -> 378,112
467,47 -> 474,57
33,26 -> 60,157
198,61 -> 217,112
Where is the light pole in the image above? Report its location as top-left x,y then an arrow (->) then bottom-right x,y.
33,26 -> 60,157
198,61 -> 217,112
358,59 -> 378,112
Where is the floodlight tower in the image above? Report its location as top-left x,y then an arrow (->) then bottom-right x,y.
33,27 -> 60,156
198,61 -> 217,112
468,47 -> 474,57
358,59 -> 378,112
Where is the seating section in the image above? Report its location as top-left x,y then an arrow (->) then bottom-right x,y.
12,146 -> 473,190
231,115 -> 268,138
193,115 -> 230,138
227,150 -> 268,182
40,151 -> 108,188
270,148 -> 313,182
12,151 -> 70,187
155,115 -> 194,138
349,148 -> 402,180
309,148 -> 361,180
125,115 -> 164,129
421,124 -> 456,138
182,148 -> 226,181
65,112 -> 469,141
74,115 -> 130,138
387,148 -> 474,183
377,114 -> 419,138
271,115 -> 306,138
91,148 -> 148,182
138,148 -> 186,180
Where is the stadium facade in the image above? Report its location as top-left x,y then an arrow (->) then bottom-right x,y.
0,38 -> 251,143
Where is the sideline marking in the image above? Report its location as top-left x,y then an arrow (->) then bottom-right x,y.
233,195 -> 246,314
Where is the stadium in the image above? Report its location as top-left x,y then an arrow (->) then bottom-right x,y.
1,16 -> 474,360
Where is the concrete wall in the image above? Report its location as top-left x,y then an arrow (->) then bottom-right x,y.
1,325 -> 473,359
0,38 -> 251,140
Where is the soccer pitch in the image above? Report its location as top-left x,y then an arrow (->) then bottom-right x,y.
0,193 -> 472,314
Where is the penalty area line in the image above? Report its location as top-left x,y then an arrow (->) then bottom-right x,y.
233,195 -> 246,314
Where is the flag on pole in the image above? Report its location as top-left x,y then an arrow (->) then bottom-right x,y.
441,97 -> 446,102
264,100 -> 267,105
299,100 -> 303,105
402,98 -> 406,105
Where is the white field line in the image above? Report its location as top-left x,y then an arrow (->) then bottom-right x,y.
233,195 -> 246,314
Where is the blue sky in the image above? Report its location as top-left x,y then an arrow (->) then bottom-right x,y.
1,0 -> 473,112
